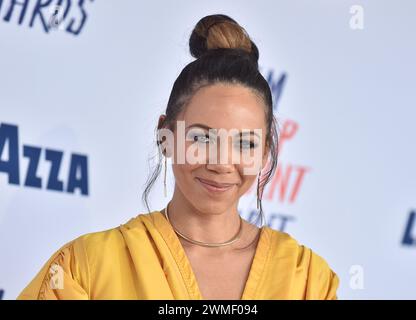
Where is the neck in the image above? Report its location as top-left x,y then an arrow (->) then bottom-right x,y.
166,185 -> 244,251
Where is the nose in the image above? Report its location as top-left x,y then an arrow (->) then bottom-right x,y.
206,162 -> 235,174
205,137 -> 237,173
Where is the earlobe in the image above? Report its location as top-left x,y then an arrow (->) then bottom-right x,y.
159,141 -> 170,158
157,114 -> 172,158
160,139 -> 173,159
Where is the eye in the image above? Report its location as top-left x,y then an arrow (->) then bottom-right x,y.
238,140 -> 258,149
192,134 -> 211,144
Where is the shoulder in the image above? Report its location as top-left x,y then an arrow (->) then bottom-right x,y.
267,228 -> 340,299
17,211 -> 158,299
35,211 -> 155,274
72,211 -> 155,259
266,228 -> 335,271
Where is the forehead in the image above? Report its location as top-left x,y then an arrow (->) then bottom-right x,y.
180,83 -> 267,131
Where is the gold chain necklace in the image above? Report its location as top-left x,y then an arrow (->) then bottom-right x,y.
163,203 -> 243,248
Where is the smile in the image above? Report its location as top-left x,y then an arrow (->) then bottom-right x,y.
195,178 -> 235,193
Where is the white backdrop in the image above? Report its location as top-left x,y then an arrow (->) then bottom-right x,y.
1,0 -> 415,300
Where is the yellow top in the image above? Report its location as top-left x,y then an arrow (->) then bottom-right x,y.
17,210 -> 339,300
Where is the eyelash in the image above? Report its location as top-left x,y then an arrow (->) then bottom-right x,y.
191,134 -> 258,149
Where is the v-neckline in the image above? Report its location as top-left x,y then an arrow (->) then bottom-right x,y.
148,210 -> 272,300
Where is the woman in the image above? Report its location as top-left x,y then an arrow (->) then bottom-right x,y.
17,14 -> 339,300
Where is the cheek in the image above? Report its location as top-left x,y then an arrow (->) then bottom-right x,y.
172,163 -> 200,189
236,169 -> 257,196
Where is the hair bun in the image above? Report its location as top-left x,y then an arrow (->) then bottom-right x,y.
189,14 -> 259,63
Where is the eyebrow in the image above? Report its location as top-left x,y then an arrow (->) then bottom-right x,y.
185,123 -> 261,138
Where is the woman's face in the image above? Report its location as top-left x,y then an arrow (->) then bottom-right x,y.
165,83 -> 269,214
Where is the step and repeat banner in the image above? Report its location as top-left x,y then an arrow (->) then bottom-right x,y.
1,0 -> 415,300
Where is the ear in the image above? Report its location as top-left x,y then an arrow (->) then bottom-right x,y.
157,114 -> 168,156
158,114 -> 167,130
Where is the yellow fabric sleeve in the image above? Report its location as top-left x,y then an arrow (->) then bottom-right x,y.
304,247 -> 340,300
17,237 -> 90,300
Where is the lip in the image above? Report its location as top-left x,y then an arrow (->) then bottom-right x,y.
195,177 -> 235,193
